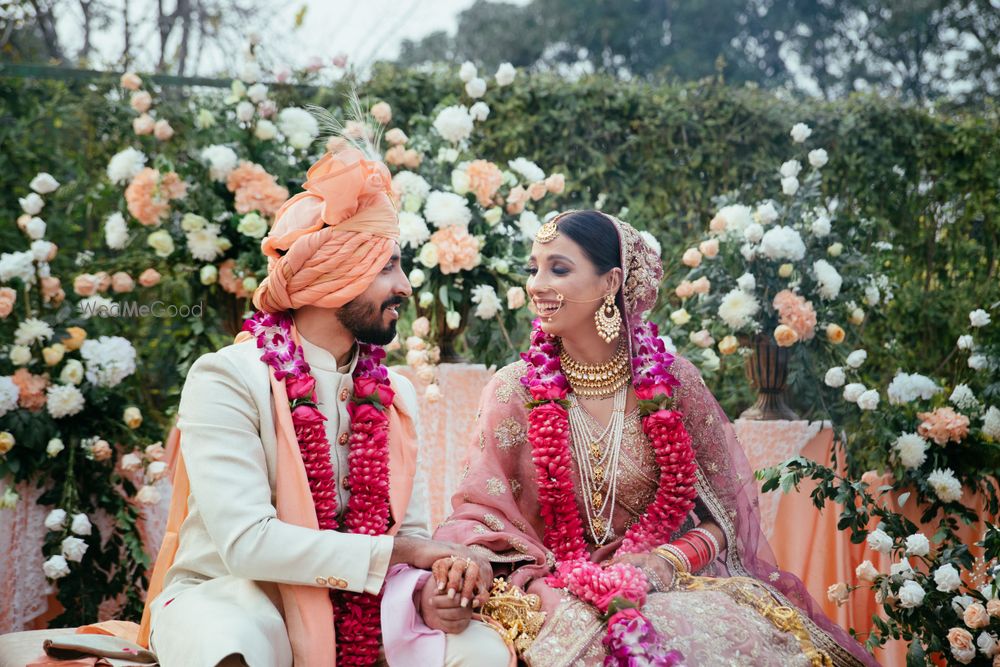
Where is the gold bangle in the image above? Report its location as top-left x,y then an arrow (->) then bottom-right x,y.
653,547 -> 689,574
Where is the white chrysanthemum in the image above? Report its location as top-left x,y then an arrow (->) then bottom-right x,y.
638,231 -> 661,256
424,191 -> 471,228
756,201 -> 778,224
495,62 -> 516,86
471,285 -> 503,319
465,77 -> 487,98
46,384 -> 85,419
779,159 -> 801,179
277,107 -> 320,149
927,468 -> 963,503
433,105 -> 474,143
392,171 -> 431,202
982,406 -> 1000,439
843,383 -> 866,403
398,212 -> 431,249
717,289 -> 760,330
80,336 -> 137,388
200,145 -> 239,182
14,317 -> 54,346
30,172 -> 60,194
949,384 -> 978,411
104,212 -> 129,249
518,210 -> 541,241
790,123 -> 812,143
886,372 -> 941,405
0,251 -> 36,286
812,259 -> 842,299
810,214 -> 832,237
43,554 -> 70,579
507,157 -> 545,183
893,433 -> 929,469
824,367 -> 846,388
185,223 -> 223,261
857,389 -> 880,411
0,376 -> 18,418
970,309 -> 991,328
846,349 -> 867,368
744,223 -> 764,243
470,101 -> 490,122
459,61 -> 477,82
715,204 -> 753,238
106,147 -> 146,184
759,226 -> 806,261
808,149 -> 829,168
736,273 -> 756,293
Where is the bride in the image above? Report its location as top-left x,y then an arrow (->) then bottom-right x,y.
433,210 -> 877,666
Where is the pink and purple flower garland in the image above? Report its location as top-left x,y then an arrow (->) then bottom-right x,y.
244,311 -> 393,667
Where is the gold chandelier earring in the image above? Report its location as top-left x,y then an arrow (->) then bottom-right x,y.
594,294 -> 621,343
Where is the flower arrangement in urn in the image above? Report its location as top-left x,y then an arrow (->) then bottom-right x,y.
666,122 -> 890,420
1,173 -> 163,626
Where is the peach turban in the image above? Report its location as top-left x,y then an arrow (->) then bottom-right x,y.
253,148 -> 400,313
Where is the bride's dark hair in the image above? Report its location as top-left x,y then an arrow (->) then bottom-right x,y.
555,210 -> 622,275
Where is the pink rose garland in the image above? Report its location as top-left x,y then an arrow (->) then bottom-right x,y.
245,311 -> 392,666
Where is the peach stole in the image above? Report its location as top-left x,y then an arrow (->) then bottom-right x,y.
138,327 -> 418,667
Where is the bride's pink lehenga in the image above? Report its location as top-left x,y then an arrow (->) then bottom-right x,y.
435,358 -> 876,666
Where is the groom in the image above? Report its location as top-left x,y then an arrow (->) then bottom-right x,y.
139,147 -> 510,667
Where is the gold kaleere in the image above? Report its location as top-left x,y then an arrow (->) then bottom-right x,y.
481,578 -> 547,654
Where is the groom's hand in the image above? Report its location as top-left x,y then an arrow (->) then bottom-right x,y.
418,573 -> 473,634
430,554 -> 493,609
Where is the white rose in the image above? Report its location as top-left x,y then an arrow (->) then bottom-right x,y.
451,169 -> 470,195
247,82 -> 268,103
46,438 -> 65,457
60,359 -> 84,385
701,349 -> 720,372
106,147 -> 147,184
670,308 -> 691,326
970,309 -> 991,328
756,201 -> 778,224
254,119 -> 277,140
9,345 -> 31,366
736,273 -> 756,292
43,554 -> 70,579
843,383 -> 866,403
465,77 -> 487,99
808,149 -> 829,168
781,177 -> 799,196
418,243 -> 439,269
976,632 -> 998,658
904,533 -> 930,557
957,334 -> 974,350
418,292 -> 434,308
44,509 -> 67,531
200,265 -> 218,285
120,452 -> 143,472
846,349 -> 867,368
408,268 -> 426,289
810,215 -> 831,237
61,536 -> 88,562
237,212 -> 268,238
890,558 -> 914,580
146,461 -> 168,483
30,172 -> 60,194
744,223 -> 764,243
934,563 -> 962,592
495,62 -> 516,86
483,207 -> 503,226
969,354 -> 988,370
779,160 -> 802,179
827,242 -> 843,256
19,192 -> 44,215
470,101 -> 490,121
70,512 -> 92,536
135,485 -> 162,505
147,229 -> 175,258
445,310 -> 461,330
982,406 -> 1000,439
235,100 -> 255,122
866,529 -> 893,554
790,122 -> 812,143
812,259 -> 842,299
855,560 -> 879,582
518,210 -> 541,241
459,61 -> 477,82
26,217 -> 46,240
433,105 -> 474,143
898,580 -> 925,608
857,389 -> 880,411
824,367 -> 846,388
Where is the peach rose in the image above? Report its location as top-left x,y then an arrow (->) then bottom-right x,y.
690,329 -> 715,349
0,287 -> 16,318
506,185 -> 528,215
370,101 -> 392,125
699,238 -> 720,258
120,72 -> 142,90
130,91 -> 152,113
91,439 -> 112,462
145,443 -> 166,461
12,368 -> 48,412
681,248 -> 702,268
917,407 -> 970,446
709,215 -> 727,234
402,149 -> 422,169
132,113 -> 155,135
774,324 -> 799,347
545,173 -> 565,194
384,128 -> 408,145
40,277 -> 64,305
73,273 -> 98,297
126,168 -> 186,226
218,259 -> 250,298
111,271 -> 135,293
947,627 -> 974,652
988,599 -> 1000,617
60,326 -> 87,352
138,268 -> 161,287
528,182 -> 547,201
691,277 -> 711,294
430,226 -> 481,275
827,582 -> 850,606
153,119 -> 174,141
42,344 -> 65,367
674,281 -> 695,299
17,214 -> 31,233
964,602 -> 990,629
384,145 -> 406,166
718,335 -> 739,356
507,287 -> 526,309
826,323 -> 846,344
94,271 -> 112,292
466,160 -> 504,206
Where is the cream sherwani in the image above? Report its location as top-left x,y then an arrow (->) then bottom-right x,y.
149,336 -> 509,667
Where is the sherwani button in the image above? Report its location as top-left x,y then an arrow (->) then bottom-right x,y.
339,389 -> 350,402
338,432 -> 349,445
338,579 -> 348,588
327,576 -> 339,587
316,576 -> 327,586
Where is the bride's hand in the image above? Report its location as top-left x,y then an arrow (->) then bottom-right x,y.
430,551 -> 493,609
611,553 -> 674,592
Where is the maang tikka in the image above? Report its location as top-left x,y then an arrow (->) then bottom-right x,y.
594,294 -> 621,343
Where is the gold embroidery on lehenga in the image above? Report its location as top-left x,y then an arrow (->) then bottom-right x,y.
486,477 -> 507,496
479,431 -> 486,451
494,362 -> 527,403
494,417 -> 526,451
483,512 -> 506,531
509,479 -> 523,499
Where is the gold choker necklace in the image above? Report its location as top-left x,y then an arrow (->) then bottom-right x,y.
559,340 -> 631,399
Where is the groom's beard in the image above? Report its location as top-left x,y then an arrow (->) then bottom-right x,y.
336,295 -> 404,346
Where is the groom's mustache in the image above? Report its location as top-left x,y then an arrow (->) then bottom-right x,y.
381,296 -> 406,311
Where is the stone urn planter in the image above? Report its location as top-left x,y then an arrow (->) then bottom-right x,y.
739,334 -> 800,421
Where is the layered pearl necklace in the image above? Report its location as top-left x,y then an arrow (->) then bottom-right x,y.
567,384 -> 628,545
